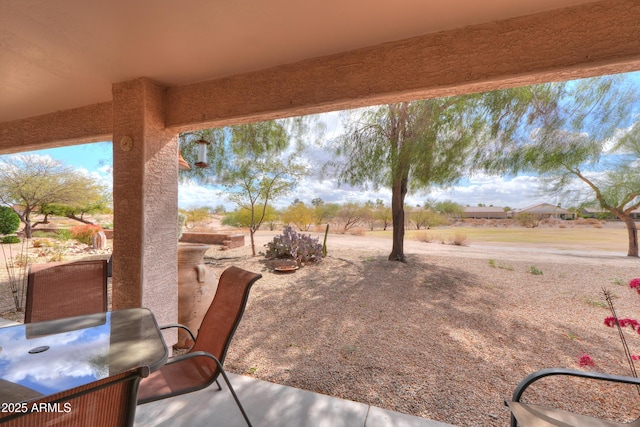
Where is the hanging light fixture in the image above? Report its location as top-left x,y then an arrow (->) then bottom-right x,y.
194,138 -> 211,168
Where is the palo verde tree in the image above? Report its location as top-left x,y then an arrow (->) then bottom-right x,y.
180,120 -> 308,255
0,155 -> 109,238
327,92 -> 534,262
488,74 -> 640,257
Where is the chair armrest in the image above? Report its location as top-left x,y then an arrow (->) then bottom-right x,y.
159,323 -> 196,342
508,368 -> 640,427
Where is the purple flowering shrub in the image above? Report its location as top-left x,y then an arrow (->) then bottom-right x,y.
264,226 -> 323,264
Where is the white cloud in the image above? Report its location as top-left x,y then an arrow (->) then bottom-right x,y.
178,181 -> 227,210
426,174 -> 548,209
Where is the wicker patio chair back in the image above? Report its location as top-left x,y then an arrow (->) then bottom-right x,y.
25,259 -> 108,323
0,366 -> 149,427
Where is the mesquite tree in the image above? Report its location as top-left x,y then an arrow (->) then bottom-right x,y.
488,75 -> 640,257
327,91 -> 533,262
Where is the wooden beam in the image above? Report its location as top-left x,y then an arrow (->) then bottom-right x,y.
166,0 -> 640,131
0,102 -> 112,154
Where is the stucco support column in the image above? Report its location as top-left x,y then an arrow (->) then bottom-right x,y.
111,78 -> 178,335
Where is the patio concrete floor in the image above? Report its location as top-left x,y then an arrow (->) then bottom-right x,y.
134,373 -> 455,427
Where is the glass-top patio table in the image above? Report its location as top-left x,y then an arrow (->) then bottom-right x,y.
0,308 -> 168,403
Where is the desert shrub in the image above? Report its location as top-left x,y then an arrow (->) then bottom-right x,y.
349,227 -> 365,236
414,231 -> 432,243
47,245 -> 66,262
1,235 -> 20,244
515,212 -> 542,228
32,239 -> 54,248
529,265 -> 543,275
11,253 -> 32,268
264,226 -> 323,264
450,233 -> 468,246
55,229 -> 72,241
70,224 -> 103,245
0,206 -> 20,236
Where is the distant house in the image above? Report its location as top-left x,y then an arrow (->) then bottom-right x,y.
463,206 -> 508,219
516,203 -> 575,219
580,207 -> 610,218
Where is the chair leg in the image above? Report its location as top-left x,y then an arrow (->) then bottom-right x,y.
211,359 -> 253,427
216,379 -> 222,391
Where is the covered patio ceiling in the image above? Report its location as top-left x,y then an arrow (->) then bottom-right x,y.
0,0 -> 608,124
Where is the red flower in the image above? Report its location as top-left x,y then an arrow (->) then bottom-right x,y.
630,278 -> 640,293
604,317 -> 617,327
579,354 -> 595,368
619,318 -> 640,330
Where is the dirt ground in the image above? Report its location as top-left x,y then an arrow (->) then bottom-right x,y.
2,224 -> 640,426
206,229 -> 640,426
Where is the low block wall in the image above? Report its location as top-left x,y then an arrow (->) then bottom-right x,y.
179,232 -> 245,250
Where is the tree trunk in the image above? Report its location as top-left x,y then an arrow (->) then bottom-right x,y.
23,222 -> 33,239
249,228 -> 256,256
621,214 -> 639,257
388,176 -> 408,262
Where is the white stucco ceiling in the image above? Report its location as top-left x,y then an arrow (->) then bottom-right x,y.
1,0 -> 596,122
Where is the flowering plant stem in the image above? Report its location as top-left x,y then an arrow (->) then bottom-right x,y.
602,287 -> 640,396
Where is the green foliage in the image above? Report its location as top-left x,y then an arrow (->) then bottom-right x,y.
264,226 -> 323,264
336,202 -> 368,231
55,229 -> 72,241
314,202 -> 340,225
179,121 -> 310,256
70,224 -> 103,245
222,205 -> 278,229
1,235 -> 20,244
0,155 -> 109,238
485,75 -> 640,256
409,208 -> 448,230
486,259 -> 515,270
326,91 -> 536,261
529,265 -> 544,275
0,206 -> 20,235
32,231 -> 57,238
281,202 -> 315,231
432,200 -> 465,219
180,207 -> 210,228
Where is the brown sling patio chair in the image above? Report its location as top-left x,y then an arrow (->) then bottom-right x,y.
25,259 -> 108,323
506,368 -> 640,427
137,266 -> 262,427
0,366 -> 149,426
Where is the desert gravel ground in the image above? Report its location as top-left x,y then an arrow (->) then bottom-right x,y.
206,232 -> 640,426
2,229 -> 640,426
